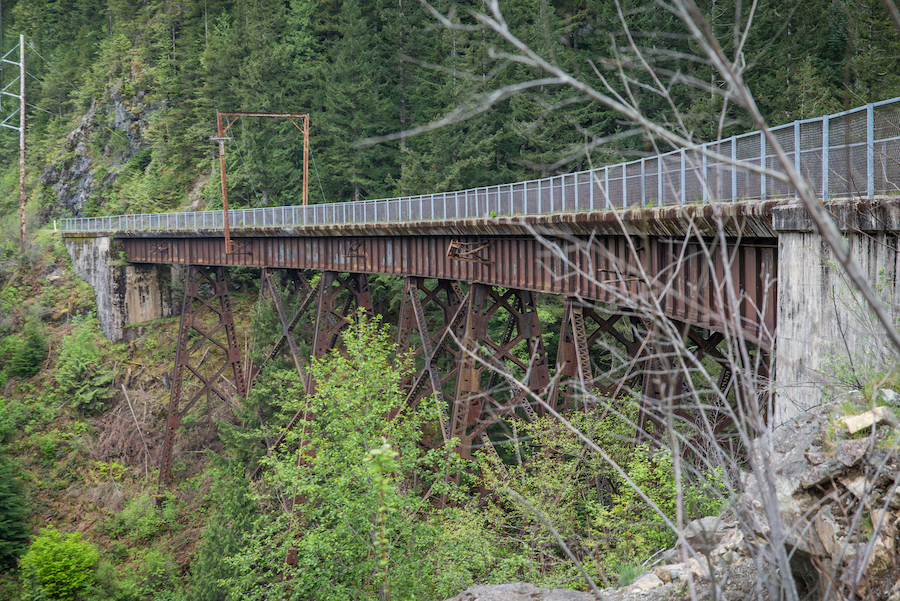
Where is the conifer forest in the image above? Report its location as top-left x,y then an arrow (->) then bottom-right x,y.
1,0 -> 900,599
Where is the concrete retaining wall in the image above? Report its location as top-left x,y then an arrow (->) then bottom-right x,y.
64,234 -> 177,341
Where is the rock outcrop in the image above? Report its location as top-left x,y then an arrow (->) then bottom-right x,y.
445,401 -> 900,601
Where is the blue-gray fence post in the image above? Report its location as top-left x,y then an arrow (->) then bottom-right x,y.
550,177 -> 555,213
657,156 -> 663,207
731,138 -> 737,201
794,121 -> 801,199
867,103 -> 875,198
702,145 -> 708,204
590,170 -> 595,211
604,167 -> 610,209
823,116 -> 829,202
760,132 -> 767,201
640,158 -> 646,208
622,164 -> 627,208
679,148 -> 686,205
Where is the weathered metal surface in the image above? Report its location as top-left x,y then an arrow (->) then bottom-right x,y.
159,266 -> 246,485
307,271 -> 373,395
444,284 -> 553,457
123,234 -> 776,340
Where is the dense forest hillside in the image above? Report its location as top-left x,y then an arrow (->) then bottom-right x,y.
2,0 -> 900,599
0,0 -> 897,234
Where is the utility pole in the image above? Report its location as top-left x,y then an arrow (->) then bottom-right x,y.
212,111 -> 311,254
0,37 -> 24,252
18,34 -> 24,253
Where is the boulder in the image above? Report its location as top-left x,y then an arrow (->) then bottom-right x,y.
684,515 -> 736,552
842,407 -> 898,435
629,573 -> 664,591
444,583 -> 598,601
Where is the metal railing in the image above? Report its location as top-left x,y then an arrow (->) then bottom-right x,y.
61,97 -> 900,233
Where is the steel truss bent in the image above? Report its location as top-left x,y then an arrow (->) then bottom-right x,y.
249,269 -> 317,391
158,269 -> 771,487
635,320 -> 770,448
449,284 -> 551,458
252,270 -> 374,472
159,265 -> 246,485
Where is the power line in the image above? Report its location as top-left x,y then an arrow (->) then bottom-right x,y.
26,44 -> 79,93
25,102 -> 54,116
309,144 -> 327,204
26,70 -> 61,95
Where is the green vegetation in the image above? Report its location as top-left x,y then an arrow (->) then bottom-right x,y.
0,0 -> 895,597
54,316 -> 115,415
2,319 -> 48,380
20,528 -> 99,601
0,460 -> 28,571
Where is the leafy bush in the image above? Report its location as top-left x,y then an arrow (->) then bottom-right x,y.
20,527 -> 99,600
226,314 -> 492,601
101,494 -> 178,542
589,444 -> 726,570
55,317 -> 114,414
0,459 -> 27,571
84,549 -> 181,601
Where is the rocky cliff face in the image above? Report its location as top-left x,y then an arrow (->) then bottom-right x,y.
40,84 -> 159,218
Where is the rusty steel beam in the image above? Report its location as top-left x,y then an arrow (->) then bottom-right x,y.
248,269 -> 317,391
307,271 -> 374,395
122,234 -> 776,342
159,266 -> 246,485
444,284 -> 553,458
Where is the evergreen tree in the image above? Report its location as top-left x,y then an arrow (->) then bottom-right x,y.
0,458 -> 27,571
186,465 -> 257,601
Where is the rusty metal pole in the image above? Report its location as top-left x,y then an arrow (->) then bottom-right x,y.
303,114 -> 309,206
214,111 -> 232,254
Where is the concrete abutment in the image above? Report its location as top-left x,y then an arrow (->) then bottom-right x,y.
773,200 -> 900,424
64,234 -> 177,341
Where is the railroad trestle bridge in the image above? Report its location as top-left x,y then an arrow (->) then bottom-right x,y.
68,205 -> 784,483
60,98 -> 900,484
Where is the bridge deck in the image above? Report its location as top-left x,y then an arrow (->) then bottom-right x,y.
83,203 -> 778,342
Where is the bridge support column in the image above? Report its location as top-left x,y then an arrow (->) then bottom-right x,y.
552,299 -> 651,411
397,278 -> 465,438
159,265 -> 246,485
308,272 -> 374,394
64,234 -> 177,341
774,204 -> 900,425
248,269 -> 318,392
447,284 -> 550,458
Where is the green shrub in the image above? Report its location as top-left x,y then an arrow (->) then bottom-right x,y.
84,549 -> 181,601
20,527 -> 99,600
588,444 -> 726,570
102,493 -> 178,542
5,320 -> 47,378
55,317 -> 114,414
